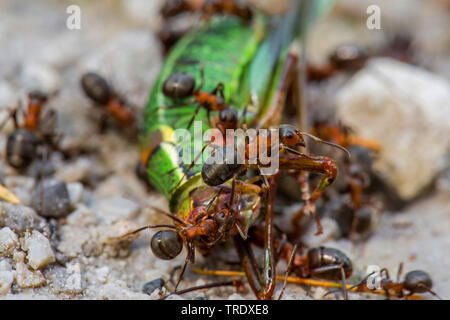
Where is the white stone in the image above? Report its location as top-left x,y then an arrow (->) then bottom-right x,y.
95,266 -> 109,284
0,81 -> 19,109
336,58 -> 450,200
0,270 -> 14,295
66,204 -> 98,227
14,261 -> 46,288
23,230 -> 55,270
302,218 -> 341,248
0,259 -> 12,271
121,0 -> 163,26
0,202 -> 48,234
0,227 -> 19,257
95,196 -> 140,224
19,60 -> 60,94
67,182 -> 84,206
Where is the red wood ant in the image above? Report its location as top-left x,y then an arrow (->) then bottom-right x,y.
307,44 -> 369,81
311,121 -> 380,238
80,72 -> 137,131
161,67 -> 228,129
251,225 -> 352,289
158,0 -> 253,54
351,263 -> 442,299
1,91 -> 59,169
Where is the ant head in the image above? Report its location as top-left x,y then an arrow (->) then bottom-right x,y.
150,229 -> 183,260
403,270 -> 433,293
161,0 -> 189,18
81,72 -> 111,105
162,72 -> 196,99
279,124 -> 306,148
28,90 -> 48,105
329,44 -> 368,71
219,107 -> 238,126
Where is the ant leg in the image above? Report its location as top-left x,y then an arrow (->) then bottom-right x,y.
277,243 -> 298,300
162,279 -> 244,300
276,154 -> 338,235
412,284 -> 442,300
186,103 -> 203,130
211,82 -> 225,98
310,264 -> 348,300
0,107 -> 19,131
290,171 -> 312,239
380,267 -> 391,279
234,235 -> 264,297
258,176 -> 277,299
396,262 -> 403,282
170,141 -> 212,192
174,242 -> 195,292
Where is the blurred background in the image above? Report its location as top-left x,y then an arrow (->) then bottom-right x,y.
0,0 -> 448,299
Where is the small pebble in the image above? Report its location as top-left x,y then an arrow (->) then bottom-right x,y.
14,261 -> 46,288
19,60 -> 60,94
0,202 -> 48,234
95,196 -> 139,223
67,182 -> 84,206
302,218 -> 341,247
31,178 -> 72,218
0,270 -> 14,295
23,230 -> 55,270
0,227 -> 19,257
142,278 -> 165,295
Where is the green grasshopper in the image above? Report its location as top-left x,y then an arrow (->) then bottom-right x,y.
135,0 -> 337,299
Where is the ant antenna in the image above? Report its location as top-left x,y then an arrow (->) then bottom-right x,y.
205,188 -> 222,212
301,131 -> 351,159
115,224 -> 177,241
149,205 -> 186,225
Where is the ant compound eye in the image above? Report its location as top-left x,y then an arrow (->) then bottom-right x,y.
162,73 -> 195,99
150,230 -> 183,260
215,211 -> 227,226
81,72 -> 111,105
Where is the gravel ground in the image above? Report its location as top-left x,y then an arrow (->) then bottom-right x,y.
0,0 -> 449,300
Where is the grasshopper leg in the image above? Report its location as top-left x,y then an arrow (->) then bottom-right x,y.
276,154 -> 338,236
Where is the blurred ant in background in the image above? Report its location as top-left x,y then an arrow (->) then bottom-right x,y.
1,90 -> 61,171
158,0 -> 253,54
80,72 -> 138,136
310,120 -> 381,240
307,34 -> 417,82
351,263 -> 442,299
